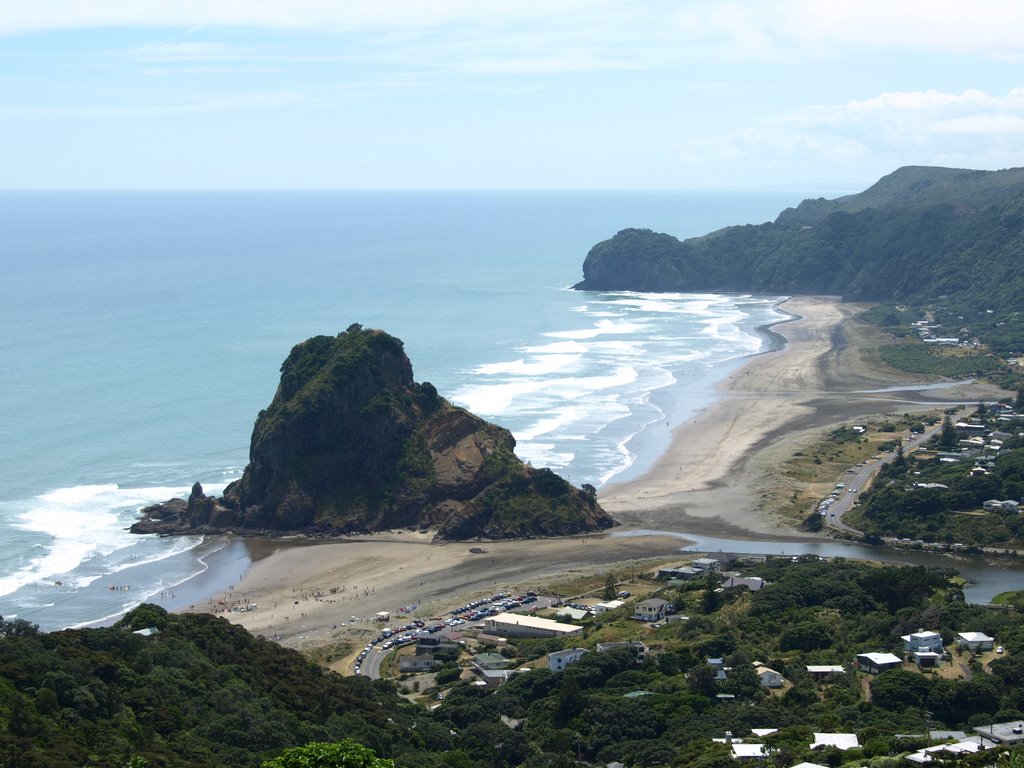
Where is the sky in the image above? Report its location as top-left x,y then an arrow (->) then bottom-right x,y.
1,0 -> 1023,190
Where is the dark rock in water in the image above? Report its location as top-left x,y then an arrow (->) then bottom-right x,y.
132,325 -> 614,540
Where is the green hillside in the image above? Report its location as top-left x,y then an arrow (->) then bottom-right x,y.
575,166 -> 1024,357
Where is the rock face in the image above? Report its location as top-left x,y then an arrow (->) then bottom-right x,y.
133,325 -> 614,540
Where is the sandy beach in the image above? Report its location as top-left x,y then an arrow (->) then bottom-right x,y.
188,296 -> 1007,655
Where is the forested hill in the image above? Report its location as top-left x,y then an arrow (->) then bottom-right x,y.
574,166 -> 1024,355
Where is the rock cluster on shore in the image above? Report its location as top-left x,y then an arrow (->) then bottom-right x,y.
133,325 -> 613,541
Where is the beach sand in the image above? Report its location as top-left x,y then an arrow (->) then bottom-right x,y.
187,296 -> 1007,657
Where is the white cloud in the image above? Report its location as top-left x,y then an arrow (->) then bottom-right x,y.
115,42 -> 263,62
0,90 -> 305,117
7,1 -> 1024,68
677,88 -> 1024,175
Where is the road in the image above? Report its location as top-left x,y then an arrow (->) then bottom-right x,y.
823,414 -> 957,538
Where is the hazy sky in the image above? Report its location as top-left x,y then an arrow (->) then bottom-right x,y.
2,0 -> 1022,189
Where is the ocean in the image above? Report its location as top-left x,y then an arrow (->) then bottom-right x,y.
0,189 -> 805,630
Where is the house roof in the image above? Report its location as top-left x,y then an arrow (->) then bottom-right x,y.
636,598 -> 669,609
806,665 -> 845,674
811,733 -> 859,750
487,612 -> 581,634
857,652 -> 902,665
902,631 -> 941,641
958,632 -> 995,643
548,648 -> 587,661
731,744 -> 768,759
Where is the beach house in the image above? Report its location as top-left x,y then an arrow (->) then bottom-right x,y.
633,598 -> 669,622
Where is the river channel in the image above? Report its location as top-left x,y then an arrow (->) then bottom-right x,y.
612,529 -> 1024,604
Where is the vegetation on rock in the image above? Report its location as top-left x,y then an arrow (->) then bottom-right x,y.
132,325 -> 612,540
575,166 -> 1024,358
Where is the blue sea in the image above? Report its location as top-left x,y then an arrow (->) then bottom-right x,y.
0,190 -> 807,630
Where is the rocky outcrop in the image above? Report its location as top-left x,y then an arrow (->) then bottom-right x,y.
133,325 -> 614,540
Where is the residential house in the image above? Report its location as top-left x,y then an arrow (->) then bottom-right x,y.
973,721 -> 1024,745
472,653 -> 512,671
596,641 -> 647,663
399,654 -> 435,673
707,657 -> 728,681
592,599 -> 625,615
754,663 -> 785,688
811,734 -> 860,751
657,565 -> 702,580
806,665 -> 845,680
721,576 -> 765,592
912,651 -> 942,669
633,598 -> 669,622
731,744 -> 768,760
856,652 -> 902,674
957,632 -> 995,653
547,648 -> 588,673
983,499 -> 1021,513
902,630 -> 943,654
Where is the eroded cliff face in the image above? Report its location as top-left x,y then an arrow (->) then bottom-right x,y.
133,326 -> 614,540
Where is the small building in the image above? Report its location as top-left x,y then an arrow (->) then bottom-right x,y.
721,576 -> 765,592
555,606 -> 589,621
548,648 -> 588,673
811,733 -> 859,751
856,652 -> 902,674
484,612 -> 582,638
806,665 -> 845,680
707,657 -> 728,681
973,721 -> 1024,745
592,599 -> 625,615
902,631 -> 943,654
633,598 -> 669,622
913,651 -> 942,669
983,499 -> 1020,513
957,632 -> 995,653
657,565 -> 702,580
473,653 -> 512,671
133,627 -> 160,637
755,665 -> 785,688
731,744 -> 768,761
474,668 -> 517,689
692,557 -> 721,571
596,641 -> 647,663
399,654 -> 435,673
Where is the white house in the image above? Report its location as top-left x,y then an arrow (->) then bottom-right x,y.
983,499 -> 1020,513
547,648 -> 588,672
957,632 -> 995,653
592,599 -> 625,615
633,598 -> 669,622
731,744 -> 768,760
811,733 -> 859,751
902,630 -> 943,654
755,664 -> 785,688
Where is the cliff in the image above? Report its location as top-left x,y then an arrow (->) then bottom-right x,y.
573,165 -> 1024,356
133,325 -> 613,540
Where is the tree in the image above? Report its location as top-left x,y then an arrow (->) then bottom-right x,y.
603,572 -> 617,601
893,439 -> 906,470
262,740 -> 394,768
939,416 -> 958,449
